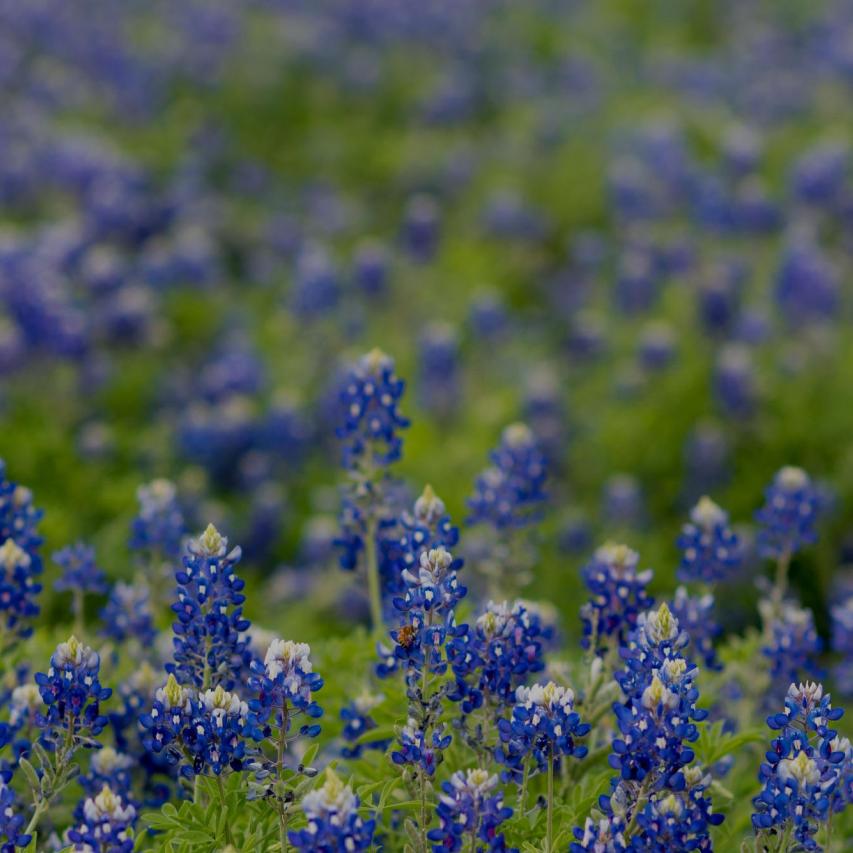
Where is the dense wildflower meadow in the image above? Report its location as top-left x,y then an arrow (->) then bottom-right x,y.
2,1 -> 853,851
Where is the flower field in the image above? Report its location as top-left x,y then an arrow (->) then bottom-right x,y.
0,1 -> 852,851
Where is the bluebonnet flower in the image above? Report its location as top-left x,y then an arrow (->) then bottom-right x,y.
130,478 -> 185,560
291,245 -> 340,320
289,770 -> 376,852
78,746 -> 134,800
66,784 -> 136,852
670,586 -> 721,671
418,322 -> 460,418
248,639 -> 324,747
391,717 -> 452,778
469,290 -> 508,341
760,600 -> 822,688
141,676 -> 258,779
714,344 -> 757,418
402,194 -> 440,263
753,682 -> 848,850
575,604 -> 718,848
831,593 -> 853,696
0,461 -> 43,568
340,691 -> 388,759
448,599 -> 549,718
630,775 -> 723,852
0,537 -> 42,650
428,769 -> 516,852
495,682 -> 590,783
35,635 -> 112,745
0,770 -> 31,851
352,240 -> 390,299
336,348 -> 409,470
100,581 -> 156,647
468,424 -> 547,530
7,683 -> 40,762
637,323 -> 676,371
756,467 -> 822,560
602,475 -> 645,529
53,542 -> 108,595
169,524 -> 251,691
580,543 -> 653,653
676,496 -> 741,584
570,814 -> 627,852
682,423 -> 730,501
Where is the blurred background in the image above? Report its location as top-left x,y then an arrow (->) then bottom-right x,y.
1,0 -> 852,648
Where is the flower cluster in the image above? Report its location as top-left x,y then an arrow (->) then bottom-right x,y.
78,746 -> 135,800
670,586 -> 721,671
169,524 -> 252,690
753,682 -> 848,850
0,537 -> 42,649
249,639 -> 324,747
35,636 -> 112,744
574,603 -> 719,849
100,581 -> 157,647
760,600 -> 822,688
831,592 -> 853,696
391,718 -> 452,778
289,770 -> 376,852
0,461 -> 43,568
140,675 -> 258,778
67,784 -> 136,852
340,691 -> 388,759
429,769 -> 516,852
336,348 -> 409,470
676,496 -> 740,584
448,599 -> 549,717
495,682 -> 590,782
467,423 -> 547,530
756,467 -> 822,559
53,542 -> 108,595
0,770 -> 31,851
130,478 -> 185,560
580,543 -> 653,653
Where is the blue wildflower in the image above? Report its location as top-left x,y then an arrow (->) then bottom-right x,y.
0,537 -> 42,650
495,682 -> 590,783
0,770 -> 32,851
671,586 -> 721,671
428,769 -> 516,853
467,423 -> 547,531
53,543 -> 108,594
130,479 -> 185,560
66,784 -> 136,853
78,746 -> 134,800
100,581 -> 156,647
448,599 -> 549,718
676,496 -> 741,585
35,636 -> 112,745
570,815 -> 627,852
0,461 -> 43,569
753,682 -> 847,851
340,691 -> 388,759
418,322 -> 460,418
391,718 -> 452,778
169,524 -> 251,691
336,348 -> 409,470
831,593 -> 853,696
760,600 -> 822,688
248,639 -> 324,747
289,770 -> 376,852
756,467 -> 822,560
580,543 -> 653,654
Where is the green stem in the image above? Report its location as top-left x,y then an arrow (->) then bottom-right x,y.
772,550 -> 791,612
420,770 -> 429,841
546,754 -> 555,852
364,514 -> 382,635
216,775 -> 234,846
519,759 -> 529,815
193,774 -> 202,805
